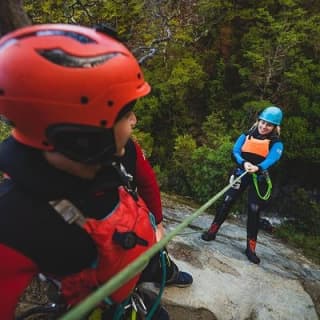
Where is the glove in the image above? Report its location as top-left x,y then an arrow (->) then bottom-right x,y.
229,174 -> 241,190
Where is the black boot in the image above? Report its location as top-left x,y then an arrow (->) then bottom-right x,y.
245,239 -> 260,264
201,223 -> 219,241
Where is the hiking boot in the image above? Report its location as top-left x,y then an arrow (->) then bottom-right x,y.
201,223 -> 219,241
165,270 -> 193,288
245,239 -> 260,264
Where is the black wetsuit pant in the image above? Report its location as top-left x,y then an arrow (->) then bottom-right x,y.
212,171 -> 269,240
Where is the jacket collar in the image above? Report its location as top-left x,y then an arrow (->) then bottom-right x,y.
0,137 -> 91,200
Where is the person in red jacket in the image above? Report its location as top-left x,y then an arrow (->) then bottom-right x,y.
0,24 -> 192,320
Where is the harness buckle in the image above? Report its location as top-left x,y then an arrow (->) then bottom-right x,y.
132,291 -> 148,315
112,230 -> 148,250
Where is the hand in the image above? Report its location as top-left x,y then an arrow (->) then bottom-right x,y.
155,222 -> 165,242
244,162 -> 259,173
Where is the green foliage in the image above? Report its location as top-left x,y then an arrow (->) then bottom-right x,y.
132,129 -> 154,159
168,57 -> 207,91
169,134 -> 197,195
172,134 -> 197,165
279,187 -> 320,236
237,6 -> 308,100
135,95 -> 161,131
202,111 -> 228,146
276,224 -> 320,264
152,164 -> 169,190
204,59 -> 231,114
0,122 -> 10,142
282,117 -> 317,162
20,0 -> 320,248
169,133 -> 233,203
189,141 -> 233,202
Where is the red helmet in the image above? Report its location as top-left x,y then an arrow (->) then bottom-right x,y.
0,24 -> 150,162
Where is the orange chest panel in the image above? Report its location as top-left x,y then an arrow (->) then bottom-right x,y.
241,136 -> 270,157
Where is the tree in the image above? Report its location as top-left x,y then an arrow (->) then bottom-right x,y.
1,0 -> 320,224
0,0 -> 30,36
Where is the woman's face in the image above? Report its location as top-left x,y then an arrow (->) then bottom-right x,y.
113,111 -> 137,156
257,119 -> 275,135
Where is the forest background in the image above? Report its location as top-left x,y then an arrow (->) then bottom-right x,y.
0,0 -> 319,263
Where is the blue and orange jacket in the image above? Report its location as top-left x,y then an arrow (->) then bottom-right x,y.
232,127 -> 284,172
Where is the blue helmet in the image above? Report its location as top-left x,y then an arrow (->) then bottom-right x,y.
259,106 -> 283,126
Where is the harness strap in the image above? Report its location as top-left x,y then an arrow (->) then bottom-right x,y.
50,199 -> 86,227
112,161 -> 139,200
252,172 -> 272,200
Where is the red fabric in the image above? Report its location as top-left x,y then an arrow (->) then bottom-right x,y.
0,244 -> 38,320
61,187 -> 156,305
134,141 -> 163,224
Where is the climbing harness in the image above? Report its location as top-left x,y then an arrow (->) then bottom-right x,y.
252,171 -> 272,200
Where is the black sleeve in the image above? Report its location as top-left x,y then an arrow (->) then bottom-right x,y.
0,181 -> 97,276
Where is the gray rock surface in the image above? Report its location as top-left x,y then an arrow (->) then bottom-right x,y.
155,194 -> 320,320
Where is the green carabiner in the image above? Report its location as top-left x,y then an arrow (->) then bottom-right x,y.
252,172 -> 272,200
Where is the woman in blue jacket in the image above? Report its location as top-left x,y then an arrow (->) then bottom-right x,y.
201,106 -> 284,264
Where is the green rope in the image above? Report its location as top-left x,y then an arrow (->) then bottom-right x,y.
252,172 -> 272,200
59,171 -> 247,320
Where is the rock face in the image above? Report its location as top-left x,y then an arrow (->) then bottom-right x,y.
158,194 -> 320,320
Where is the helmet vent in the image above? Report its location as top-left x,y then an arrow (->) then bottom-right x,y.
1,30 -> 96,52
80,96 -> 89,104
38,49 -> 121,68
36,30 -> 96,44
0,89 -> 4,95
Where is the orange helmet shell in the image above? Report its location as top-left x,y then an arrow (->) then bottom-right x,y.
0,24 -> 150,150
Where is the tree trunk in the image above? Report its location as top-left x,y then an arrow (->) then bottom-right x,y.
0,0 -> 31,36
